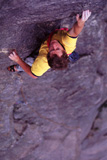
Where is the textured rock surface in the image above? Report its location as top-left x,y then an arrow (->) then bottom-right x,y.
0,0 -> 107,160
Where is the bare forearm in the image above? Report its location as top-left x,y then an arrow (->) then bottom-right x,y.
17,58 -> 37,79
8,50 -> 37,79
69,21 -> 85,37
17,58 -> 30,72
68,10 -> 91,37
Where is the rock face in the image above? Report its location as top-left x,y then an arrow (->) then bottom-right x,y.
0,0 -> 107,160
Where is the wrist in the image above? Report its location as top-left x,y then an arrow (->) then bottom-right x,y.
16,57 -> 22,63
77,21 -> 85,27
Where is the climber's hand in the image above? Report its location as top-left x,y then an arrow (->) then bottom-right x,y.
9,50 -> 21,63
68,10 -> 91,37
76,10 -> 91,24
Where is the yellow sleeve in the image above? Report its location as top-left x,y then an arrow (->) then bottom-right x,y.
31,55 -> 50,77
62,31 -> 78,55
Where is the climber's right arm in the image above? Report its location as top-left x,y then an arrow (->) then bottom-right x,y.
9,50 -> 37,79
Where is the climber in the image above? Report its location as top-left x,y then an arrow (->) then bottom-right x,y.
7,10 -> 91,79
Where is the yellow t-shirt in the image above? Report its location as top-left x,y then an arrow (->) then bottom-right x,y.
31,30 -> 78,77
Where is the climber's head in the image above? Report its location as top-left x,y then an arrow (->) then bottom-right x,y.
47,40 -> 69,70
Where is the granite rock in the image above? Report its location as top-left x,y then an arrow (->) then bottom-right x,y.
0,0 -> 107,160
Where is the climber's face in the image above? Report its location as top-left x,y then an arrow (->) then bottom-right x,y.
49,40 -> 64,57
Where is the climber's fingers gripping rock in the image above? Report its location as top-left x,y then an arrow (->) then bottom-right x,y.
9,50 -> 21,63
76,10 -> 91,23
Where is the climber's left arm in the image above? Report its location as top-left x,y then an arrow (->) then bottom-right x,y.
68,10 -> 91,37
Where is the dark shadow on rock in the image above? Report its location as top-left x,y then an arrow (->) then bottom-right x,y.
24,20 -> 60,59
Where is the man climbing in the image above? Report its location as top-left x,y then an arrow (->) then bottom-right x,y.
7,10 -> 91,79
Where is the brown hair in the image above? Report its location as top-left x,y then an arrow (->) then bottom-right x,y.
47,50 -> 69,70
